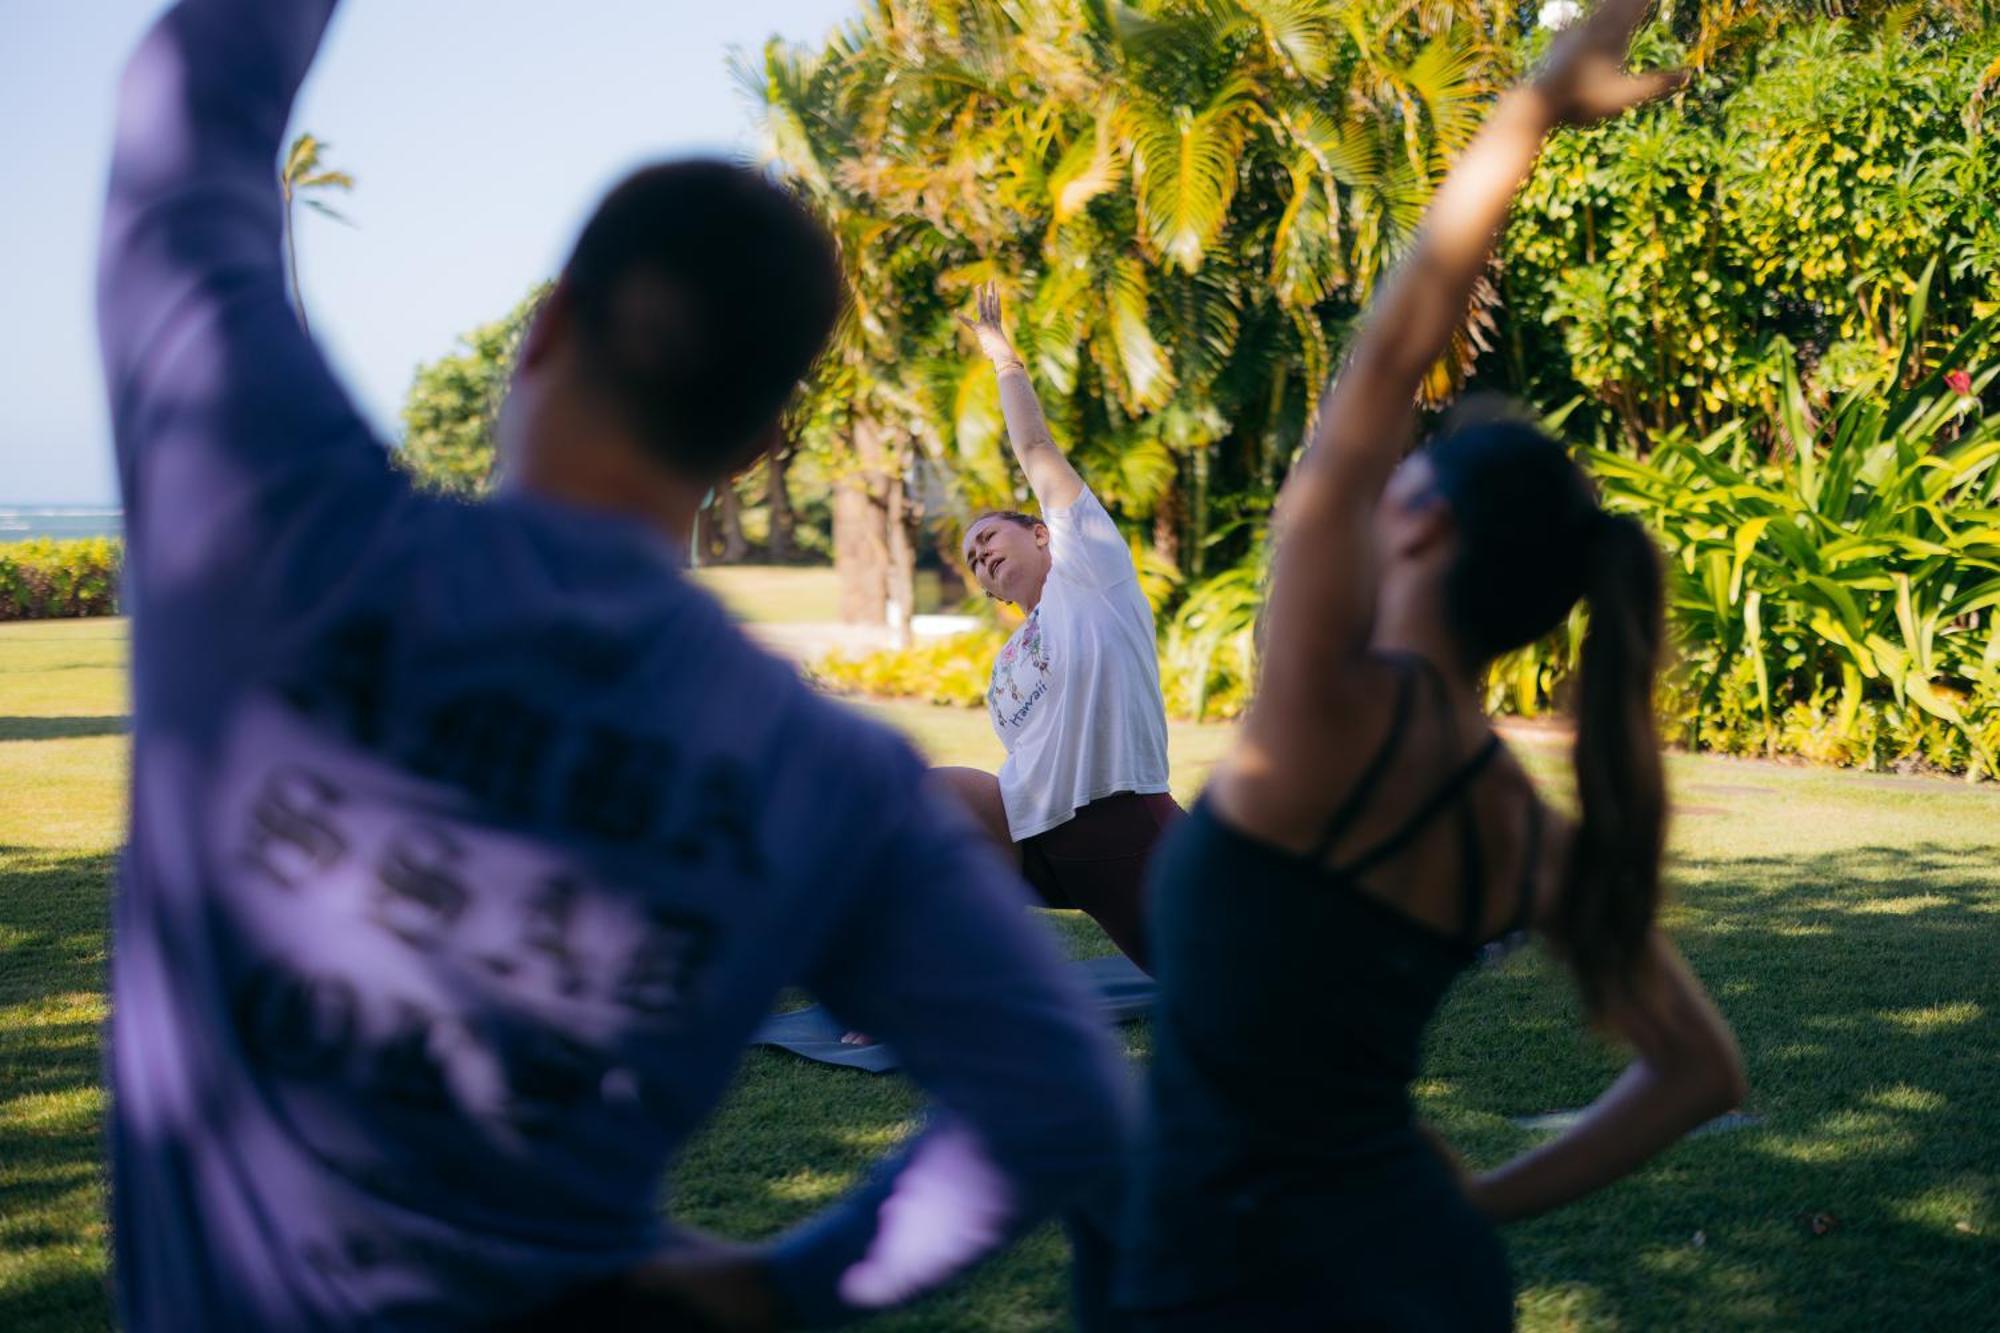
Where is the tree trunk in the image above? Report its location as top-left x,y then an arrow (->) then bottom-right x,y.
835,418 -> 891,626
281,195 -> 310,334
693,501 -> 721,565
886,450 -> 916,650
1189,445 -> 1211,581
718,483 -> 750,564
766,445 -> 795,564
1153,464 -> 1185,578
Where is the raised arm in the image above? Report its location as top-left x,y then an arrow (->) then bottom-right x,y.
960,284 -> 1085,510
1254,0 -> 1685,700
100,0 -> 389,588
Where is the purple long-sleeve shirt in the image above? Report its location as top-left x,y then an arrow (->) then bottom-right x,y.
97,3 -> 1127,1326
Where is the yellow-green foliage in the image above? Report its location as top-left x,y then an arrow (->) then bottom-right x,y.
1506,20 -> 2000,441
397,286 -> 547,496
812,629 -> 1009,709
0,539 -> 120,621
816,609 -> 1263,724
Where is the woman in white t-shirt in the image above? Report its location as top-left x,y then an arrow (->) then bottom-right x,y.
933,284 -> 1180,968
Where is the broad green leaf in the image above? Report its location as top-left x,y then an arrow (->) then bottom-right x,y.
1107,257 -> 1174,410
1049,105 -> 1124,222
1729,515 -> 1773,601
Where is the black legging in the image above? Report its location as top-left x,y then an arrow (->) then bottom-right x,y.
1018,791 -> 1184,970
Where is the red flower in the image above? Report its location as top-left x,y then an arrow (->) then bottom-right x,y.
1945,368 -> 1973,397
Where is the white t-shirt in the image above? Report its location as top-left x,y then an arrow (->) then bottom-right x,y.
988,488 -> 1172,840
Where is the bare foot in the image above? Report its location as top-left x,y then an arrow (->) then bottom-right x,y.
839,1031 -> 874,1046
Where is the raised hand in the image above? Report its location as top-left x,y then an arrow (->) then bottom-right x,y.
1532,0 -> 1688,127
955,282 -> 1019,367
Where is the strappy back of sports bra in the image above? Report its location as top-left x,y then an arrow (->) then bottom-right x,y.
1307,655 -> 1540,951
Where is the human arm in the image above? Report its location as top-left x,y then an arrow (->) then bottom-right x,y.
959,284 -> 1085,511
1465,933 -> 1746,1223
1250,0 -> 1686,711
99,0 -> 391,600
751,751 -> 1129,1324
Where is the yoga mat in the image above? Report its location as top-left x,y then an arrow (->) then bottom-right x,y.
753,954 -> 1155,1074
1511,1109 -> 1763,1138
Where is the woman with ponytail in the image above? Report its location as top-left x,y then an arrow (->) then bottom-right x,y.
1115,0 -> 1745,1326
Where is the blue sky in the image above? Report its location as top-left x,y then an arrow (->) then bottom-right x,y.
2,0 -> 858,504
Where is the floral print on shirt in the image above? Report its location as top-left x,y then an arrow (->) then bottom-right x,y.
989,606 -> 1052,737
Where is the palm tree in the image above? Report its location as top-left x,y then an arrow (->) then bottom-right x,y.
737,28 -> 944,637
280,133 -> 355,333
743,0 -> 1505,596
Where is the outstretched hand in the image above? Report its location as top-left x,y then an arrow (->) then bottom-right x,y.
1532,0 -> 1687,126
955,282 -> 1019,366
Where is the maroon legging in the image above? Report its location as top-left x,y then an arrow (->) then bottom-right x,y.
1018,791 -> 1184,971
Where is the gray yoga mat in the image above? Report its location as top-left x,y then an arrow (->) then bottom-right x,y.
753,954 -> 1155,1074
1511,1109 -> 1763,1138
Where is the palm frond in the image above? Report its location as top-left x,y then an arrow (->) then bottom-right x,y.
1122,75 -> 1257,271
1270,157 -> 1344,310
301,199 -> 355,226
283,133 -> 323,181
1399,31 -> 1488,166
1048,100 -> 1127,222
1240,0 -> 1336,83
1105,255 -> 1176,411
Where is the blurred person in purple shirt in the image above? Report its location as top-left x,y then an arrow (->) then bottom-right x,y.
97,2 -> 1129,1326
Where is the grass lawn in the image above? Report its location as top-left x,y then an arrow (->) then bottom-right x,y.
3,576 -> 1996,1329
695,565 -> 957,627
694,565 -> 846,625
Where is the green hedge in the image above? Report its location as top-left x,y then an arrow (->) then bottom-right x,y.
0,539 -> 121,621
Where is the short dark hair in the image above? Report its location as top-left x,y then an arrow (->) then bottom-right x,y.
562,160 -> 842,475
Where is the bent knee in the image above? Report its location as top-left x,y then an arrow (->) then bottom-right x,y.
925,766 -> 1014,851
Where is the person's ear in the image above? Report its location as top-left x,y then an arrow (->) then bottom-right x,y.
1399,491 -> 1456,560
1034,523 -> 1050,550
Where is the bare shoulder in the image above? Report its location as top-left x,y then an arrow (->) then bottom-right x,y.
1213,653 -> 1413,852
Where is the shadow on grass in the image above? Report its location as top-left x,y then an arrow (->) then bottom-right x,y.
0,717 -> 129,743
2,837 -> 1994,1331
0,846 -> 114,1331
1424,841 -> 2000,1329
675,1053 -> 1080,1330
624,841 -> 2000,1329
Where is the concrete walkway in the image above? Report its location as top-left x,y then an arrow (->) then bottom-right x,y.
745,614 -> 986,664
745,621 -> 898,663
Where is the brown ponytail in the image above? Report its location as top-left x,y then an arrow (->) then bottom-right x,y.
1556,512 -> 1668,1014
1423,418 -> 1671,1012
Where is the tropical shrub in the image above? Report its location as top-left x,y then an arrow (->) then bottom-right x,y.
1503,15 -> 2000,443
398,1 -> 2000,775
0,539 -> 121,621
1161,557 -> 1262,720
397,287 -> 546,496
743,0 -> 1528,590
823,319 -> 2000,775
1593,328 -> 2000,778
812,628 -> 1008,708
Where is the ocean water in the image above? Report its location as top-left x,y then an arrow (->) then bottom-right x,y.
0,507 -> 124,543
